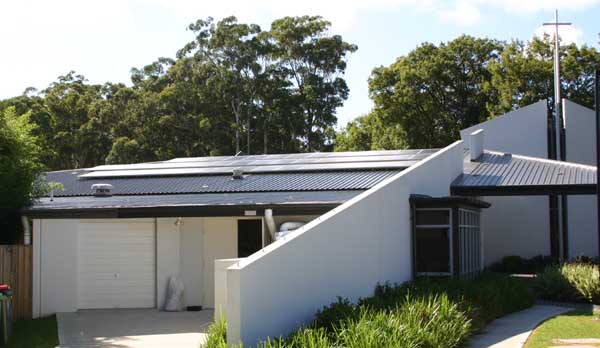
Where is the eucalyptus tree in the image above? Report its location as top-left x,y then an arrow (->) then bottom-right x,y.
269,16 -> 357,151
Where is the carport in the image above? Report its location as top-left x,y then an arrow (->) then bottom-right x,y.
451,150 -> 597,262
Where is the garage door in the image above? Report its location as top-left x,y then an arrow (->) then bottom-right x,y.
78,220 -> 156,309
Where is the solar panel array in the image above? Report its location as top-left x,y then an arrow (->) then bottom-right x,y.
80,149 -> 438,179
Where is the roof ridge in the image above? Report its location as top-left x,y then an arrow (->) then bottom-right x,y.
483,150 -> 597,170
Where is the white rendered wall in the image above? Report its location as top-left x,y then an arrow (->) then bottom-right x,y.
180,218 -> 204,307
202,218 -> 238,309
564,99 -> 598,258
460,100 -> 548,157
481,196 -> 551,262
460,100 -> 551,264
214,258 -> 242,321
225,141 -> 464,346
156,218 -> 181,309
33,219 -> 79,317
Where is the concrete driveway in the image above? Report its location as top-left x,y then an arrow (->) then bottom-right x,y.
56,309 -> 213,348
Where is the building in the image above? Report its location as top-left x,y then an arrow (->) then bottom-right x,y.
23,99 -> 598,345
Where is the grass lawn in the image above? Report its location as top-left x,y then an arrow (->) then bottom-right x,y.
7,315 -> 59,348
525,310 -> 600,348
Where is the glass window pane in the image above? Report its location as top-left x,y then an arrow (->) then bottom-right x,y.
416,228 -> 450,273
416,210 -> 450,225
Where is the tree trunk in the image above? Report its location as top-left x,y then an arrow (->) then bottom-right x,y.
247,111 -> 251,155
235,112 -> 240,154
263,118 -> 268,154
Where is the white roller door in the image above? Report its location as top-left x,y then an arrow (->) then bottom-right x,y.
78,220 -> 156,309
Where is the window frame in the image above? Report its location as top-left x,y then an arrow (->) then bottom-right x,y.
414,208 -> 453,276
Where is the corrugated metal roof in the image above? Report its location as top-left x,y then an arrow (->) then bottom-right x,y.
452,151 -> 597,195
46,170 -> 399,197
26,191 -> 361,211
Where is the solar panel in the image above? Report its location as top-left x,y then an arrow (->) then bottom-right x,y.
80,149 -> 439,179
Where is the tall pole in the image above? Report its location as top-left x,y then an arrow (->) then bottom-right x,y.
543,10 -> 572,260
595,69 -> 600,263
543,9 -> 571,140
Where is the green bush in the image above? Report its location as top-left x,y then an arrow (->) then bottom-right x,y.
203,316 -> 227,348
264,294 -> 470,348
357,273 -> 533,331
563,263 -> 600,303
312,296 -> 358,331
534,263 -> 600,303
488,255 -> 555,274
203,273 -> 534,348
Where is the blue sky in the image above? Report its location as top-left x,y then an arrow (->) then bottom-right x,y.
1,0 -> 599,127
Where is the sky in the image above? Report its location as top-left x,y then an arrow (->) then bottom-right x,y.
1,0 -> 599,128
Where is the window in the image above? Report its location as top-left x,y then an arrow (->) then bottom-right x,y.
458,209 -> 482,277
415,209 -> 451,275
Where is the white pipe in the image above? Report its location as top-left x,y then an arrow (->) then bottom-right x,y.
264,209 -> 276,242
21,216 -> 31,245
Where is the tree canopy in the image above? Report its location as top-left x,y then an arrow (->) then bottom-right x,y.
0,107 -> 44,209
0,16 -> 356,171
336,35 -> 600,150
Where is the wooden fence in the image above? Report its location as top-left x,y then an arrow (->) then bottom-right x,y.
0,245 -> 32,320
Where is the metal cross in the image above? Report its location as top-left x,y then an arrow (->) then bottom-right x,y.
543,9 -> 571,129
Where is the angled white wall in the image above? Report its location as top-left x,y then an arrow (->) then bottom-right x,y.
460,100 -> 549,157
460,100 -> 551,264
564,99 -> 598,258
225,141 -> 464,346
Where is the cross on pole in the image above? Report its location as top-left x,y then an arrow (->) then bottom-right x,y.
543,9 -> 571,141
543,10 -> 572,261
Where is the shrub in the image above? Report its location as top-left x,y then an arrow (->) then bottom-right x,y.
264,294 -> 470,348
394,294 -> 471,348
203,316 -> 227,348
204,273 -> 534,348
488,255 -> 555,274
312,296 -> 358,331
563,263 -> 600,303
534,263 -> 600,303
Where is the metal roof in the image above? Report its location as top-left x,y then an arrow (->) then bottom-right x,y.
80,149 -> 438,178
24,191 -> 361,218
452,151 -> 597,196
46,170 -> 400,197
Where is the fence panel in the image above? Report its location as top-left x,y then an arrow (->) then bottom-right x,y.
0,246 -> 32,320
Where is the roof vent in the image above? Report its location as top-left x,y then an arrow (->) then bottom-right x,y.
232,168 -> 244,180
91,183 -> 113,197
469,129 -> 484,161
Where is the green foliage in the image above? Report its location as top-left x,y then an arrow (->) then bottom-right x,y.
356,274 -> 533,331
312,296 -> 358,330
263,294 -> 470,348
0,106 -> 45,208
203,316 -> 228,348
336,35 -> 600,151
534,263 -> 600,303
488,255 -> 556,274
533,265 -> 579,302
203,274 -> 533,348
0,15 -> 357,172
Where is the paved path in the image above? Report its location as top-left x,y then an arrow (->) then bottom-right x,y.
469,305 -> 573,348
57,309 -> 213,348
